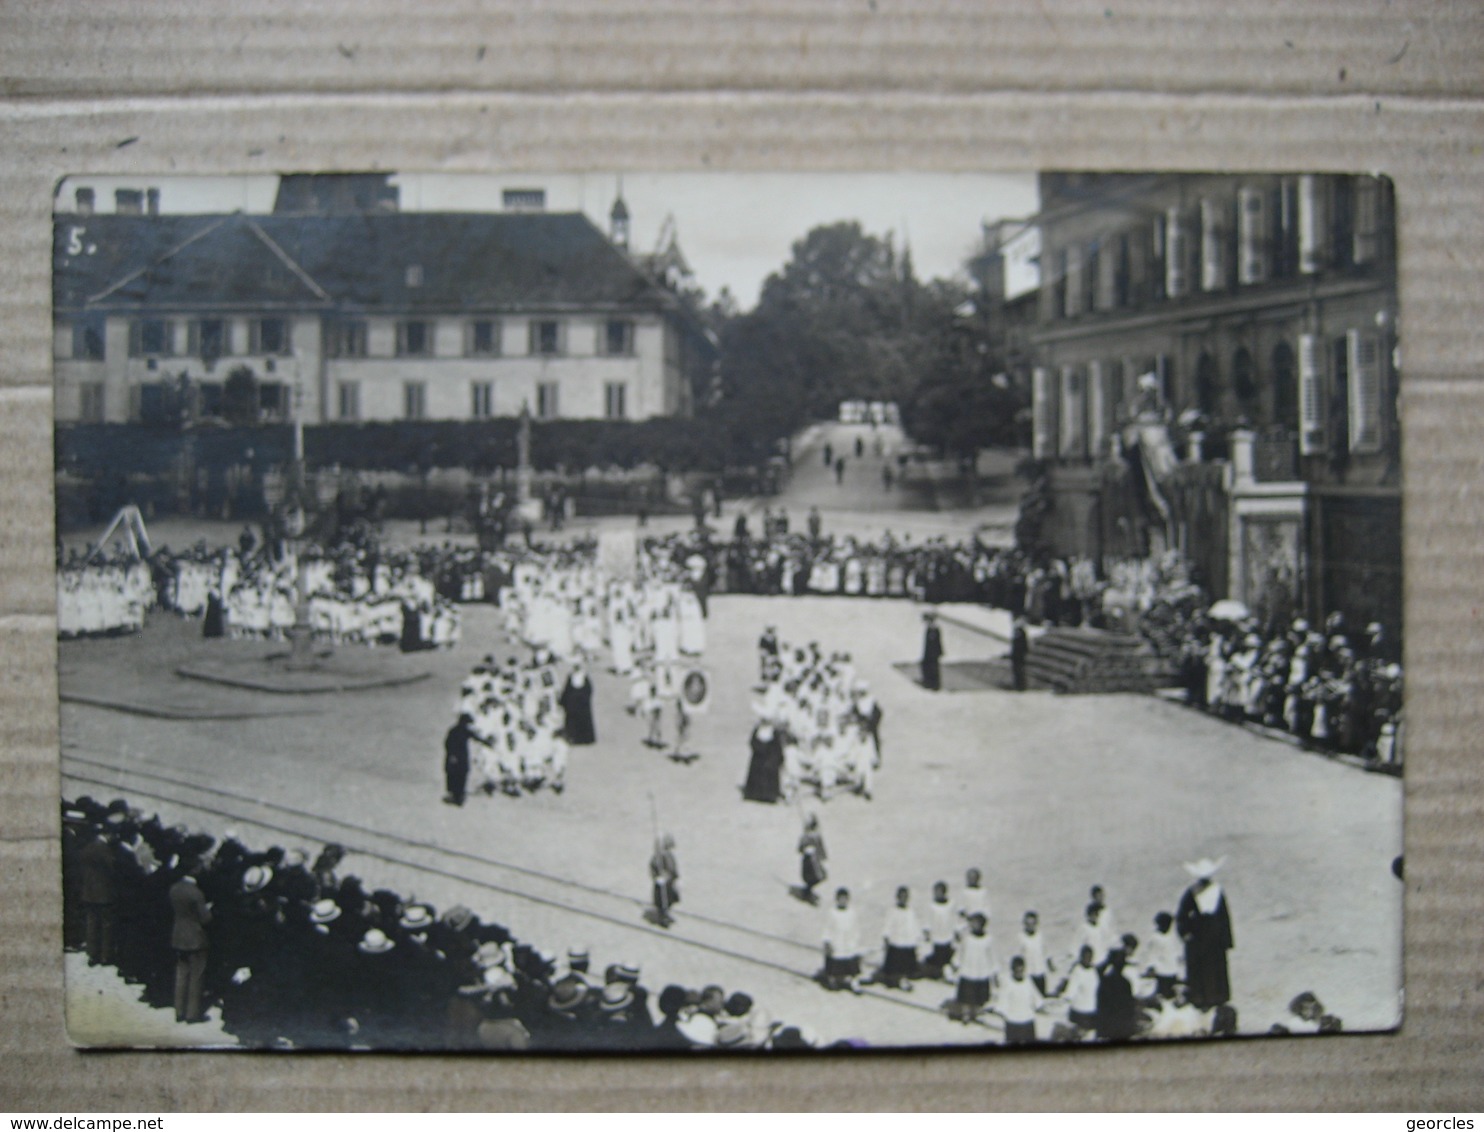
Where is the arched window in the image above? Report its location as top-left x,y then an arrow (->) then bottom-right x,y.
1271,341 -> 1298,433
1195,351 -> 1220,417
1232,347 -> 1258,421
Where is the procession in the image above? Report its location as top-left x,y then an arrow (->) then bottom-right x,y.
53,171 -> 1404,1054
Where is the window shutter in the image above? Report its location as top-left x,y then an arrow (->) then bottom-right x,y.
1032,366 -> 1056,459
1096,237 -> 1119,310
1087,360 -> 1115,456
1347,330 -> 1383,453
1064,246 -> 1084,317
1298,332 -> 1326,454
1352,177 -> 1380,265
1237,186 -> 1270,285
1200,198 -> 1228,292
1298,175 -> 1328,274
1059,365 -> 1086,459
1165,207 -> 1188,298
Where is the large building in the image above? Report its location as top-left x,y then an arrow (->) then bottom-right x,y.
1024,172 -> 1401,631
53,181 -> 716,429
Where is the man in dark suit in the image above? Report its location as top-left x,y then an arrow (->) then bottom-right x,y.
169,866 -> 213,1023
444,713 -> 474,806
1010,616 -> 1030,691
920,612 -> 944,691
77,830 -> 118,967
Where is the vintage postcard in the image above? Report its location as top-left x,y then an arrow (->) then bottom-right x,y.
53,171 -> 1403,1052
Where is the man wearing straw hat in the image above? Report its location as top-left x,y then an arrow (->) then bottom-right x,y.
1176,857 -> 1234,1010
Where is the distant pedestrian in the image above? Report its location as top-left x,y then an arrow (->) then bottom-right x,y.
854,436 -> 864,459
169,867 -> 212,1024
443,712 -> 474,806
797,813 -> 828,903
921,612 -> 944,691
1010,616 -> 1029,691
650,834 -> 679,928
823,442 -> 833,467
807,506 -> 822,542
835,457 -> 846,484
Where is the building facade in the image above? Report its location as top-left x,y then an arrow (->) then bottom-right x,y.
1024,172 -> 1401,632
53,196 -> 716,430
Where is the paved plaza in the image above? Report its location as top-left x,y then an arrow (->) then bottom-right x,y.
60,581 -> 1402,1048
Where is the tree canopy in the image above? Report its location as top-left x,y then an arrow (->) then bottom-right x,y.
708,220 -> 1028,460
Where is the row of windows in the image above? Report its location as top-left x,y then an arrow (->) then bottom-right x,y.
73,379 -> 632,424
1044,175 -> 1390,322
343,380 -> 630,422
68,316 -> 640,361
335,318 -> 636,359
1033,331 -> 1389,465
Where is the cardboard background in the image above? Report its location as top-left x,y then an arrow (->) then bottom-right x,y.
2,1 -> 1481,1110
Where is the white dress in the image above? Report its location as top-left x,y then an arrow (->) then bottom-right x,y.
677,591 -> 706,656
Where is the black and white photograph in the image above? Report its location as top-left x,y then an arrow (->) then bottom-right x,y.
52,170 -> 1404,1053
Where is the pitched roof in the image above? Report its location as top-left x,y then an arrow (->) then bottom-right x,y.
54,211 -> 672,314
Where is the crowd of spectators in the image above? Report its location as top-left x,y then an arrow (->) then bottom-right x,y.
62,795 -> 824,1052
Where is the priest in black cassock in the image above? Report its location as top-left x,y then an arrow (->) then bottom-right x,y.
920,612 -> 944,691
559,663 -> 597,745
742,721 -> 785,803
1176,857 -> 1234,1010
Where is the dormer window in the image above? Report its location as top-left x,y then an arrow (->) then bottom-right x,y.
406,264 -> 423,287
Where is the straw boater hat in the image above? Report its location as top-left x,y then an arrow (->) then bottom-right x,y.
547,975 -> 588,1013
241,865 -> 273,894
441,904 -> 475,932
474,941 -> 511,969
598,982 -> 634,1013
400,904 -> 434,931
1182,857 -> 1225,880
309,898 -> 341,924
358,928 -> 395,955
605,962 -> 641,986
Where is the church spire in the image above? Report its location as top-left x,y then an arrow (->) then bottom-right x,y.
609,178 -> 630,250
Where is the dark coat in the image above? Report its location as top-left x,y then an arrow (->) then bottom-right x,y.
1176,884 -> 1234,1009
742,727 -> 785,803
77,836 -> 118,906
444,719 -> 473,794
559,675 -> 596,745
169,877 -> 212,952
921,624 -> 944,689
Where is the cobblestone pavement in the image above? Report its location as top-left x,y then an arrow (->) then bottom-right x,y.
60,590 -> 1402,1049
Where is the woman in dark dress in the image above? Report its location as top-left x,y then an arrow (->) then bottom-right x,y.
741,721 -> 784,803
559,664 -> 596,745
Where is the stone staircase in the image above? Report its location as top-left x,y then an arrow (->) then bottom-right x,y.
1024,627 -> 1178,694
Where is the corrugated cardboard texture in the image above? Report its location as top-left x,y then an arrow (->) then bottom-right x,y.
2,2 -> 1481,1111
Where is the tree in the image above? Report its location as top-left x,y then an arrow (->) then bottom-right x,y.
711,222 -> 919,456
898,280 -> 1029,460
222,366 -> 260,427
